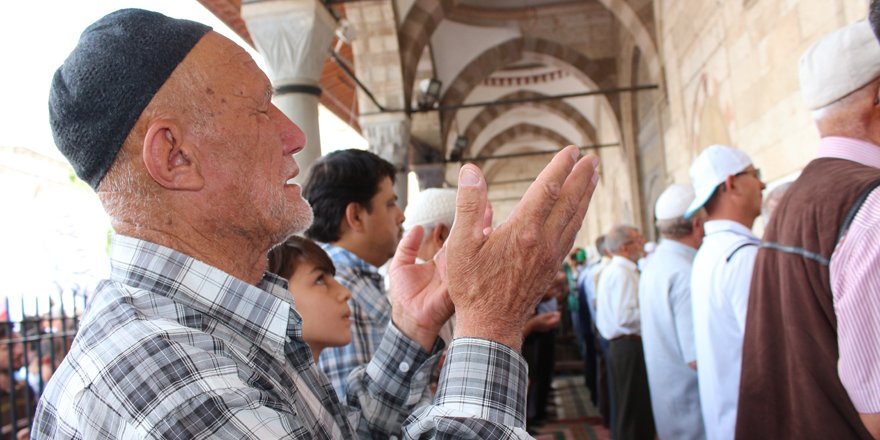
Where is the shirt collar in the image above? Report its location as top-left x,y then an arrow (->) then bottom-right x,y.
659,238 -> 698,259
610,255 -> 638,271
108,235 -> 299,360
818,136 -> 880,169
703,219 -> 758,240
320,243 -> 381,276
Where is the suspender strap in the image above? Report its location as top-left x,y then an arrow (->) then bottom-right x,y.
726,242 -> 758,263
760,180 -> 880,267
759,241 -> 830,266
836,181 -> 880,245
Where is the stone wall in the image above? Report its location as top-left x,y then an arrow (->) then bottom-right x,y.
655,0 -> 867,190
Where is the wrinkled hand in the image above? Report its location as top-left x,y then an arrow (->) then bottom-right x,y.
447,146 -> 599,351
389,225 -> 454,350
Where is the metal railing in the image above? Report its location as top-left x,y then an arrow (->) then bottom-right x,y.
0,295 -> 85,439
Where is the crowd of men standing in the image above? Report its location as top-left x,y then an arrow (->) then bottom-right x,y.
571,12 -> 880,440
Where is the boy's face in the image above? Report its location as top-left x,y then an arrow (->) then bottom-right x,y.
286,261 -> 352,352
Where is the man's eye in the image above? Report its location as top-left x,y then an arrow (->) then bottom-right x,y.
315,275 -> 327,285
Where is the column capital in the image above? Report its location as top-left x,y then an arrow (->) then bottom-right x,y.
360,113 -> 411,168
242,0 -> 336,87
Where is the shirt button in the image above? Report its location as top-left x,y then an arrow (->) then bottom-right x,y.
399,362 -> 410,373
415,372 -> 425,381
390,436 -> 399,440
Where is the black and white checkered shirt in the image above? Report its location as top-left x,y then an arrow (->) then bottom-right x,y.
318,243 -> 391,399
32,235 -> 531,439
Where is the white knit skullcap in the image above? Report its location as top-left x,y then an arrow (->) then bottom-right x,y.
799,20 -> 880,110
403,188 -> 458,231
655,183 -> 695,221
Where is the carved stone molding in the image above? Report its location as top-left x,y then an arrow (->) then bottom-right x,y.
242,0 -> 335,87
360,114 -> 411,168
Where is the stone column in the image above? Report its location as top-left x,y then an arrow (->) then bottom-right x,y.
242,0 -> 335,183
411,163 -> 446,190
361,114 -> 411,209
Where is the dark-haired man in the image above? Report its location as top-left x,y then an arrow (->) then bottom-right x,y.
33,8 -> 600,439
302,149 -> 406,398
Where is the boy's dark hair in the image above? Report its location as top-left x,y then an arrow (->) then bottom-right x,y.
268,236 -> 336,281
302,149 -> 396,242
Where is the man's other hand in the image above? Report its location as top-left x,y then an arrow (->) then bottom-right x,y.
389,225 -> 454,350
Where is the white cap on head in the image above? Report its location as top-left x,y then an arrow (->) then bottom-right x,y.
684,144 -> 753,218
403,188 -> 457,231
799,19 -> 880,110
655,183 -> 695,221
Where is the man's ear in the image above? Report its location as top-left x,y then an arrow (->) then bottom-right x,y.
344,202 -> 367,233
723,175 -> 737,194
691,215 -> 706,234
142,120 -> 204,190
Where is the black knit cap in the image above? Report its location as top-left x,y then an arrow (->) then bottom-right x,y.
49,9 -> 212,190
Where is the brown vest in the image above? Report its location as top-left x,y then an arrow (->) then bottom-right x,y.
736,158 -> 880,439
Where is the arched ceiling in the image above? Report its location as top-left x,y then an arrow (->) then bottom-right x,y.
199,0 -> 659,161
199,0 -> 658,237
459,90 -> 598,160
474,123 -> 573,166
437,36 -> 618,142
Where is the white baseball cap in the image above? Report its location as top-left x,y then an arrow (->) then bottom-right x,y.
799,20 -> 880,110
403,188 -> 457,231
684,145 -> 753,218
655,183 -> 695,221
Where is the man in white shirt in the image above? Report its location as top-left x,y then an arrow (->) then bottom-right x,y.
596,225 -> 655,440
685,145 -> 765,440
578,235 -> 614,429
639,184 -> 706,440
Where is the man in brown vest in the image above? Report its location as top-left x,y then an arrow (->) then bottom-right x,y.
736,18 -> 880,439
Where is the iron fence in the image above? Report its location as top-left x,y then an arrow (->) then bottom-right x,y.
0,295 -> 85,439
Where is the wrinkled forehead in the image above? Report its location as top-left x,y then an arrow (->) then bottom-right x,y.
185,32 -> 269,94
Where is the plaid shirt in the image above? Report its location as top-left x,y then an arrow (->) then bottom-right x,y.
32,236 -> 532,439
318,244 -> 391,399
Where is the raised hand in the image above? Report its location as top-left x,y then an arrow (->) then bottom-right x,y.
388,225 -> 454,350
446,145 -> 599,351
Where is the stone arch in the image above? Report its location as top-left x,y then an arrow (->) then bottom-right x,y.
398,0 -> 451,106
398,0 -> 662,107
482,142 -> 569,184
469,122 -> 573,165
459,90 -> 597,160
439,37 -> 617,140
593,0 -> 661,81
615,35 -> 647,233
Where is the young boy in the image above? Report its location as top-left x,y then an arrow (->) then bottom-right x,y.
268,237 -> 353,362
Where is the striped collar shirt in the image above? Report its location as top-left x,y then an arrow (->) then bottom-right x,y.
318,243 -> 391,399
33,235 -> 462,439
820,136 -> 880,413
